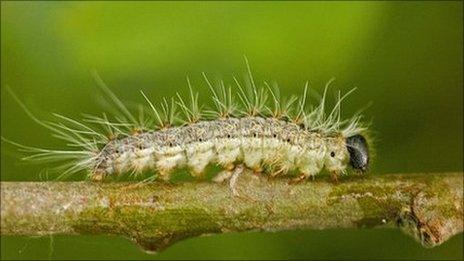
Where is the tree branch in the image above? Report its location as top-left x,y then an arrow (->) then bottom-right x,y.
1,173 -> 463,253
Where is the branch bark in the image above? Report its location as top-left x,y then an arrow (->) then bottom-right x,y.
1,173 -> 463,253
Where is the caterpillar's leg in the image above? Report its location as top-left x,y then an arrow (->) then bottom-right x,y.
270,166 -> 286,178
158,169 -> 172,182
330,171 -> 340,183
190,170 -> 206,179
288,172 -> 315,184
90,171 -> 106,182
251,166 -> 263,176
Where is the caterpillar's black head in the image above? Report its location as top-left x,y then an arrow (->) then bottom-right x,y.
346,134 -> 369,172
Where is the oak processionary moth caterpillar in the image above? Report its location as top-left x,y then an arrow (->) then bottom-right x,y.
4,59 -> 371,193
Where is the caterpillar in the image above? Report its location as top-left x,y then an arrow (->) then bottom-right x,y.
3,60 -> 371,193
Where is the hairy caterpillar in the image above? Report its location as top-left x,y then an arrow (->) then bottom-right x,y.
3,60 -> 371,192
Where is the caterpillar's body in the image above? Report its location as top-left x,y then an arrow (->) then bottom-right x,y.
94,117 -> 342,181
4,60 -> 371,185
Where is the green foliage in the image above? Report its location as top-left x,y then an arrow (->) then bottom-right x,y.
1,1 -> 462,259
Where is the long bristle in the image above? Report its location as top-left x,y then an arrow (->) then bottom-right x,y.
203,73 -> 237,118
176,77 -> 203,124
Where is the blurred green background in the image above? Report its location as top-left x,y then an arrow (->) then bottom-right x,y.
1,1 -> 462,260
